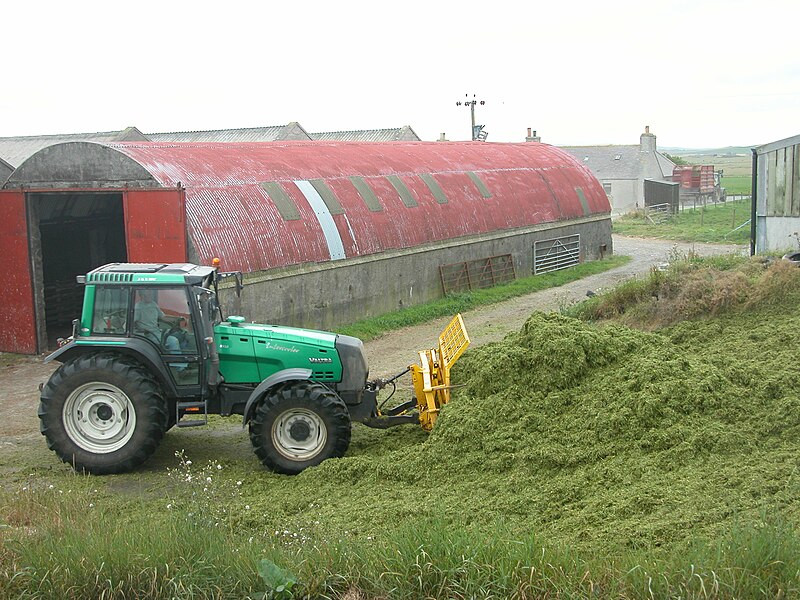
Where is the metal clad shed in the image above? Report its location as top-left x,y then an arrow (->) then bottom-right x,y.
753,133 -> 800,253
1,140 -> 611,353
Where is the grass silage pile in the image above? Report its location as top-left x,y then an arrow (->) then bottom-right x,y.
277,257 -> 800,554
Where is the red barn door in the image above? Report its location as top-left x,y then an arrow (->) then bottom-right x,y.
124,189 -> 188,263
0,190 -> 37,353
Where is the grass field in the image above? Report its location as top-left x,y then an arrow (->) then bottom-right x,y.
613,198 -> 751,244
4,253 -> 800,598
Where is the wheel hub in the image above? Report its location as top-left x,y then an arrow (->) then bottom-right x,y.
272,408 -> 327,461
95,403 -> 114,421
289,420 -> 311,442
63,382 -> 137,454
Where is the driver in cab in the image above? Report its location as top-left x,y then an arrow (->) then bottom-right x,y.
133,289 -> 181,353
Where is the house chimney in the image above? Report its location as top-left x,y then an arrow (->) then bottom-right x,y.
438,133 -> 448,142
525,128 -> 541,143
640,125 -> 656,153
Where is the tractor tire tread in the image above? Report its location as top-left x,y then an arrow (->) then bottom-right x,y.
249,381 -> 351,475
39,353 -> 168,475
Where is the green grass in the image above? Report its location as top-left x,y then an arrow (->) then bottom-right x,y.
6,254 -> 800,599
3,484 -> 799,598
721,175 -> 752,195
338,254 -> 630,340
612,199 -> 751,244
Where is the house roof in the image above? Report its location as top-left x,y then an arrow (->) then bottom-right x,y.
559,144 -> 675,181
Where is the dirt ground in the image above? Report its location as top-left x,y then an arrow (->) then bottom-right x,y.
0,236 -> 745,470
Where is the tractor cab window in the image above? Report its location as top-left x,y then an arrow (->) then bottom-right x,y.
132,287 -> 196,354
91,287 -> 129,335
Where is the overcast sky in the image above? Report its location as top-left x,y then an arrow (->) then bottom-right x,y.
2,0 -> 797,148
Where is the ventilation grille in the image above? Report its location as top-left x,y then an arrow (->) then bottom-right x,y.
312,370 -> 336,381
88,272 -> 134,283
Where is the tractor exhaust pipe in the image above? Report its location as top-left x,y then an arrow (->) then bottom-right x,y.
200,291 -> 221,387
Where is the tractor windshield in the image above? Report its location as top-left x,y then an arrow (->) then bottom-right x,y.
132,287 -> 197,354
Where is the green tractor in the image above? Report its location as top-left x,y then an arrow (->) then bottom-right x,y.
39,263 -> 469,475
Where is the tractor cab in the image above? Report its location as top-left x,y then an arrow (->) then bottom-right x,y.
51,263 -> 220,395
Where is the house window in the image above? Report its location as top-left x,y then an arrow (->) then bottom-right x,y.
602,182 -> 612,196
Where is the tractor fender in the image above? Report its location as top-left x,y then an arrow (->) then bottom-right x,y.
42,338 -> 178,398
242,368 -> 313,427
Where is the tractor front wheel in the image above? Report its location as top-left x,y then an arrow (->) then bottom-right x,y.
249,381 -> 351,475
38,354 -> 168,474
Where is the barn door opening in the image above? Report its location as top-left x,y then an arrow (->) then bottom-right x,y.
30,192 -> 128,347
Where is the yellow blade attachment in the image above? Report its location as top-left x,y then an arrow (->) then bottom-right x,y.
410,314 -> 470,431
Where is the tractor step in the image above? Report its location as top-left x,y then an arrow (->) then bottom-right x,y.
175,401 -> 208,428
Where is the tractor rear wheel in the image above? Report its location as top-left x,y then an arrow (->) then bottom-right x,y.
249,381 -> 351,475
38,354 -> 168,474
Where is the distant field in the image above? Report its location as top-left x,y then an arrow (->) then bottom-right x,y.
720,175 -> 751,195
670,152 -> 752,195
678,153 -> 752,177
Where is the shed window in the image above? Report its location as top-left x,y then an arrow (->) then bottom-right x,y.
386,175 -> 417,207
260,182 -> 301,220
467,172 -> 492,199
349,177 -> 383,212
309,179 -> 344,215
420,173 -> 448,204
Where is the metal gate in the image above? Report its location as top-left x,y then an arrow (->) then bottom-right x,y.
440,254 -> 515,294
533,234 -> 580,274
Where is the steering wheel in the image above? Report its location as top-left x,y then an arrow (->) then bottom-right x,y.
162,324 -> 183,349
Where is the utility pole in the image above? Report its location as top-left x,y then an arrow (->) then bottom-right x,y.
456,94 -> 486,140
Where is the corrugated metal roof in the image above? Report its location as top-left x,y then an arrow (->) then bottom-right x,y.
18,140 -> 610,273
0,127 -> 147,167
310,125 -> 420,142
0,156 -> 12,181
0,123 -> 422,167
147,122 -> 312,142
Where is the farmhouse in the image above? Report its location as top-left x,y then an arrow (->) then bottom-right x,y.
0,140 -> 611,354
560,127 -> 676,216
753,133 -> 800,254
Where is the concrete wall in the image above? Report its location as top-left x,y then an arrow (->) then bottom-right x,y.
603,179 -> 638,217
218,215 -> 612,330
